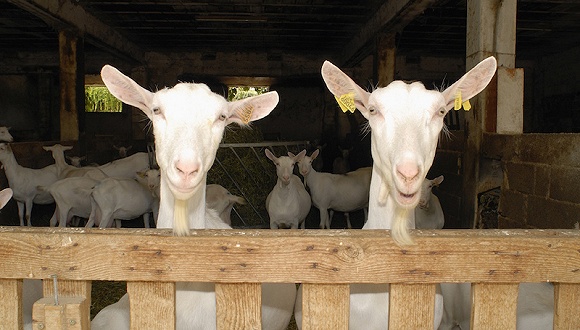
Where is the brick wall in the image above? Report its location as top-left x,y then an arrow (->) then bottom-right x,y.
482,133 -> 580,229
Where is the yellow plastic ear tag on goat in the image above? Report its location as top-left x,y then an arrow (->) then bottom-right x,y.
237,104 -> 254,124
454,90 -> 462,111
335,92 -> 356,113
462,99 -> 471,111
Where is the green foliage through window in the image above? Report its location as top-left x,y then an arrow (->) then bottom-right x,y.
227,86 -> 269,101
85,86 -> 123,113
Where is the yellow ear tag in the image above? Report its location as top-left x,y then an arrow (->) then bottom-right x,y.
462,99 -> 471,111
454,90 -> 462,111
237,104 -> 254,124
335,92 -> 356,113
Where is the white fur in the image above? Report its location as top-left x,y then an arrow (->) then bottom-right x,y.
415,175 -> 445,230
0,143 -> 59,226
439,283 -> 554,330
0,126 -> 14,142
93,64 -> 295,330
0,187 -> 12,208
85,176 -> 158,228
39,176 -> 99,227
297,148 -> 371,229
44,143 -> 149,180
205,184 -> 245,226
265,149 -> 311,229
295,57 -> 497,329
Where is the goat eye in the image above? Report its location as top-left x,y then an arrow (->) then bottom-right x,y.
152,107 -> 161,115
438,108 -> 446,116
368,107 -> 377,115
218,114 -> 227,121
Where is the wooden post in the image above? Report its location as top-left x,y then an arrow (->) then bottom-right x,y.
301,284 -> 349,330
376,33 -> 396,87
463,0 -> 517,228
33,296 -> 88,330
59,29 -> 84,142
0,279 -> 23,330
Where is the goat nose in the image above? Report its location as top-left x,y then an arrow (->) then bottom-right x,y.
396,162 -> 420,182
175,159 -> 200,179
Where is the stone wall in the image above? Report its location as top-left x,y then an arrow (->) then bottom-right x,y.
483,133 -> 580,229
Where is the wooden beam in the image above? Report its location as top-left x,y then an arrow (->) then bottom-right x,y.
340,0 -> 437,66
0,228 -> 579,284
7,0 -> 144,63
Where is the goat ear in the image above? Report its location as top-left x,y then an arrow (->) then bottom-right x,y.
101,65 -> 154,118
311,148 -> 320,160
432,175 -> 444,186
321,61 -> 371,119
227,91 -> 279,126
265,149 -> 277,162
441,57 -> 497,110
0,188 -> 13,209
294,149 -> 307,162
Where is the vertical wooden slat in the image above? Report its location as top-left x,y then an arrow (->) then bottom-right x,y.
216,283 -> 261,330
389,283 -> 436,329
471,283 -> 518,330
0,279 -> 23,330
554,283 -> 580,330
301,284 -> 349,330
127,281 -> 175,330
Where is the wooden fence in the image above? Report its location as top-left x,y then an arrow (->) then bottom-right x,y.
0,227 -> 579,329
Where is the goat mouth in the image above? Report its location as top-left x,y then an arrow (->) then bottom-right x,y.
397,190 -> 418,206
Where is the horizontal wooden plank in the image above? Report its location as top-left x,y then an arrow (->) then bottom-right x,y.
0,227 -> 579,284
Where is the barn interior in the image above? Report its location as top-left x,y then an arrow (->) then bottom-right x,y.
0,0 -> 579,231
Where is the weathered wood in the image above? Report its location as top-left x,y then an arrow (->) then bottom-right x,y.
0,228 -> 579,284
58,29 -> 81,142
33,296 -> 87,330
127,281 -> 175,330
42,279 -> 91,330
301,283 -> 349,330
0,279 -> 23,330
554,283 -> 580,330
216,283 -> 261,329
389,283 -> 436,329
471,283 -> 518,329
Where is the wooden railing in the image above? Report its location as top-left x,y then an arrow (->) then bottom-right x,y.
0,227 -> 579,329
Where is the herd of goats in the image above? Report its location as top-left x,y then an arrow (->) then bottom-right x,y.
0,56 -> 555,329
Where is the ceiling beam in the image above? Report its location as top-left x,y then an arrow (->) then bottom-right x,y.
340,0 -> 439,66
7,0 -> 145,64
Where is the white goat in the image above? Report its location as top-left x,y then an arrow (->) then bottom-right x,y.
297,148 -> 371,229
113,144 -> 132,158
205,184 -> 245,226
264,149 -> 311,229
44,143 -> 149,180
92,64 -> 296,330
66,155 -> 86,167
0,187 -> 42,330
294,57 -> 497,329
0,143 -> 59,226
0,126 -> 13,142
415,175 -> 445,230
85,176 -> 158,228
39,177 -> 99,227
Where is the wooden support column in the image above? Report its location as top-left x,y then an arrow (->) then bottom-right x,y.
376,33 -> 396,87
59,29 -> 84,142
462,0 -> 517,228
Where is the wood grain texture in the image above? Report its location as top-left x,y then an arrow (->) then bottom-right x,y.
471,283 -> 518,330
554,283 -> 580,330
301,283 -> 349,330
127,281 -> 175,330
0,279 -> 22,330
389,283 -> 436,329
0,228 -> 578,284
216,283 -> 261,329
